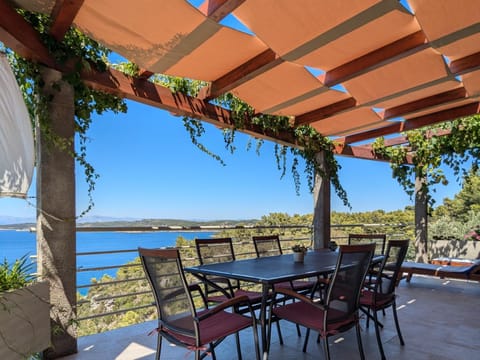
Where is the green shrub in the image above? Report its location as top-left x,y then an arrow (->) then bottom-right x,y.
0,254 -> 35,292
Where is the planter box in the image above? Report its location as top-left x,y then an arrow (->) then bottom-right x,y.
0,281 -> 50,359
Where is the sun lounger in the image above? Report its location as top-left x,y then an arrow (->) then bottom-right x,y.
401,259 -> 480,282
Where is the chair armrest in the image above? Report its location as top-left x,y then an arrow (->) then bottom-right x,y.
274,286 -> 327,311
188,283 -> 209,308
196,295 -> 251,320
274,286 -> 315,304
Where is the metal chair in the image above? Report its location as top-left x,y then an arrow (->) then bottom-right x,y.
138,247 -> 260,360
194,238 -> 263,304
196,237 -> 286,344
348,233 -> 386,255
253,235 -> 317,339
252,235 -> 316,294
359,240 -> 409,360
268,244 -> 375,359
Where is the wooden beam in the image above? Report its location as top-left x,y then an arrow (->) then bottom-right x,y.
383,136 -> 409,147
80,66 -> 300,147
333,143 -> 390,162
319,31 -> 428,87
350,128 -> 454,156
201,49 -> 282,100
0,2 -> 300,148
450,51 -> 480,75
199,0 -> 246,22
401,102 -> 480,132
0,0 -> 56,68
82,69 -> 225,123
380,87 -> 468,119
50,0 -> 84,41
340,102 -> 480,144
295,97 -> 357,125
138,69 -> 154,79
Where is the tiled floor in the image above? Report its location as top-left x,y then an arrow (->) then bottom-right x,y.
62,276 -> 480,359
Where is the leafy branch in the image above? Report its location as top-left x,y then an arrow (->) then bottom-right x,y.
372,115 -> 480,207
7,11 -> 127,218
151,76 -> 350,206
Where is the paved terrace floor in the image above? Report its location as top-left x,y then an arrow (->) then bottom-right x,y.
62,276 -> 480,360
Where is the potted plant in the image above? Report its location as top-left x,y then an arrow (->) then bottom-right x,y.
0,255 -> 50,359
291,244 -> 308,263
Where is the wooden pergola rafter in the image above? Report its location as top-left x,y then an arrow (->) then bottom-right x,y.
1,0 -> 479,163
0,0 -> 390,161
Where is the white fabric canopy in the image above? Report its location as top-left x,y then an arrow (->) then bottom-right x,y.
0,54 -> 34,198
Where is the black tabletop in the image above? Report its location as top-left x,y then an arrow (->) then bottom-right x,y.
185,250 -> 341,285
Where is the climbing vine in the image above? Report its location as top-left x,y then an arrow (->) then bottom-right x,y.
372,115 -> 480,206
147,75 -> 350,207
5,10 -> 350,213
5,11 -> 127,218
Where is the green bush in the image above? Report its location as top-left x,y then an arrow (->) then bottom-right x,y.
0,254 -> 35,292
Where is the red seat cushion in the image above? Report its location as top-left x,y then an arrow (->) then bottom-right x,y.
360,289 -> 394,309
165,309 -> 252,346
273,301 -> 356,336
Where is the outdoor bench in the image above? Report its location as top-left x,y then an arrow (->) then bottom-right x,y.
400,259 -> 480,282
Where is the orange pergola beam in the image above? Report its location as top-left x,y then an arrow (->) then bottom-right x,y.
338,102 -> 480,145
319,31 -> 428,87
379,87 -> 468,120
199,0 -> 246,22
50,0 -> 84,41
0,0 -> 56,68
200,49 -> 282,101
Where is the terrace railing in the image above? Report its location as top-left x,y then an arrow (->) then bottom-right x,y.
74,223 -> 413,336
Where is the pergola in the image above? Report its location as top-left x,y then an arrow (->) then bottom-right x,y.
1,0 -> 480,357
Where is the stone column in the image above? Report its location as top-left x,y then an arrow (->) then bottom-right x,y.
414,172 -> 428,263
36,67 -> 77,358
312,151 -> 331,249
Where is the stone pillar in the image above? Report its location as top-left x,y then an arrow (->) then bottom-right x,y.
36,67 -> 77,358
312,151 -> 331,249
414,173 -> 428,263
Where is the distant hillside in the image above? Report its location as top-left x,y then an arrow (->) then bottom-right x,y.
77,218 -> 259,228
0,222 -> 35,230
0,215 -> 35,226
0,218 -> 259,230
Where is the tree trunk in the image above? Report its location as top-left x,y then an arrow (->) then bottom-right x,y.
415,173 -> 428,263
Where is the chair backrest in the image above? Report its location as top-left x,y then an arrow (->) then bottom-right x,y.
195,238 -> 240,295
325,244 -> 375,323
252,235 -> 283,257
348,233 -> 386,255
138,248 -> 196,336
377,240 -> 409,295
195,238 -> 235,265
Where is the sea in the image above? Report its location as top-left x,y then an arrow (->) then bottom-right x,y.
0,229 -> 214,295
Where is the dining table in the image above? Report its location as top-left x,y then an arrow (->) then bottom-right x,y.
185,249 -> 383,359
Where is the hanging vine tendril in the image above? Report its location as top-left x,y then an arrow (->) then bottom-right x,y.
372,115 -> 480,207
153,76 -> 350,207
6,11 -> 351,213
6,11 -> 127,218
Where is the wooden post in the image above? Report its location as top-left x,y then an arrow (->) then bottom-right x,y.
415,172 -> 429,263
36,67 -> 77,358
312,151 -> 331,249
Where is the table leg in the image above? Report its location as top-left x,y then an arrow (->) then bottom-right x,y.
260,283 -> 270,360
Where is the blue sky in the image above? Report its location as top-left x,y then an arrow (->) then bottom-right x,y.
0,99 -> 464,221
